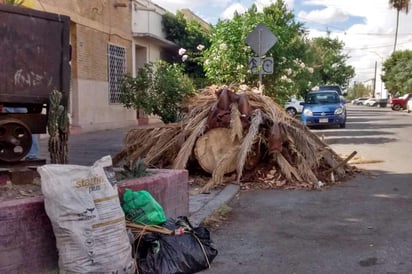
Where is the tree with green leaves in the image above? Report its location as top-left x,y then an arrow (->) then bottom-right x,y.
309,37 -> 355,90
202,1 -> 310,101
346,83 -> 372,100
201,0 -> 354,102
162,11 -> 211,88
382,50 -> 412,95
389,0 -> 410,51
120,60 -> 195,123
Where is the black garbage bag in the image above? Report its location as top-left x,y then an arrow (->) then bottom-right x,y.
135,216 -> 218,274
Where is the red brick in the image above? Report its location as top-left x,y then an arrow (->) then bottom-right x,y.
0,174 -> 8,185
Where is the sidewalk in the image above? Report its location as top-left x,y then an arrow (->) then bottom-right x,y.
38,126 -> 240,225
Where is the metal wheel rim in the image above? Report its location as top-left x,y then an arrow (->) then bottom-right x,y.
0,119 -> 33,162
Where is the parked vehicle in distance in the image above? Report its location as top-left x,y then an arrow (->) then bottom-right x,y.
390,93 -> 412,111
407,98 -> 412,113
318,85 -> 343,96
301,90 -> 346,128
376,98 -> 388,108
362,98 -> 388,107
352,97 -> 369,105
284,98 -> 304,117
363,98 -> 377,106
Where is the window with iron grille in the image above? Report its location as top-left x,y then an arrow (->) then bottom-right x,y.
108,44 -> 126,103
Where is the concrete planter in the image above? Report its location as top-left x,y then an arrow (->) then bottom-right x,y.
0,169 -> 188,273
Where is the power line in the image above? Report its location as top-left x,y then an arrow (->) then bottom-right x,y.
343,32 -> 411,36
344,40 -> 412,50
297,13 -> 412,36
303,3 -> 391,9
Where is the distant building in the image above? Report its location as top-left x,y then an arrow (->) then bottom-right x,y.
179,8 -> 210,31
132,0 -> 178,71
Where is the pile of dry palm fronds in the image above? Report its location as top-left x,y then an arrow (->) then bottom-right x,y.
113,85 -> 356,192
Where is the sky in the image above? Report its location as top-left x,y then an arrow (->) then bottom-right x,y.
151,0 -> 412,96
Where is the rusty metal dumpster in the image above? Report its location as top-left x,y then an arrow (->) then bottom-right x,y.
0,4 -> 70,162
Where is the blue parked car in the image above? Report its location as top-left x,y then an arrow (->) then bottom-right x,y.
301,90 -> 346,128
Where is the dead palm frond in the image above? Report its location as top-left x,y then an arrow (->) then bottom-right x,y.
115,85 -> 355,190
173,117 -> 207,169
236,109 -> 263,183
199,145 -> 240,193
273,151 -> 303,183
229,103 -> 243,142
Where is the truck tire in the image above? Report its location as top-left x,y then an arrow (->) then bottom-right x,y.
286,107 -> 297,117
392,104 -> 402,111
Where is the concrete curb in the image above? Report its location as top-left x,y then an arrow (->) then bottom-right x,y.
189,184 -> 240,227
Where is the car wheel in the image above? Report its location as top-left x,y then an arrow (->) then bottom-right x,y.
286,107 -> 297,117
392,104 -> 402,111
339,122 -> 346,128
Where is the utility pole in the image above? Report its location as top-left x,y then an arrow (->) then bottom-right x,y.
369,51 -> 385,98
373,60 -> 377,98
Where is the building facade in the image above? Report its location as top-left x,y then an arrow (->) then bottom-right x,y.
130,0 -> 178,123
24,0 -> 137,132
1,0 -> 178,132
0,0 -> 208,132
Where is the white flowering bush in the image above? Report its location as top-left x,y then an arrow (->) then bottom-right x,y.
177,43 -> 210,88
275,57 -> 317,102
178,45 -> 206,62
201,2 -> 318,101
203,36 -> 250,84
178,48 -> 187,56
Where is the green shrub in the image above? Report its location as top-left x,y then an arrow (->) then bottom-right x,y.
120,60 -> 195,123
116,159 -> 150,180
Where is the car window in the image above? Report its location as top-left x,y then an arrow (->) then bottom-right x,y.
306,93 -> 319,104
306,92 -> 340,104
318,85 -> 342,95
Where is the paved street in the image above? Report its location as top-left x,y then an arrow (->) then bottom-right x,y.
38,126 -> 135,166
36,105 -> 412,274
320,105 -> 411,174
204,104 -> 412,274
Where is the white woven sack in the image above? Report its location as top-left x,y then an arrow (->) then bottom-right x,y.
38,156 -> 135,274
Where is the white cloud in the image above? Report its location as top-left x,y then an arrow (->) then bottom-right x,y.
221,3 -> 247,20
284,0 -> 295,9
301,0 -> 412,94
151,0 -> 232,25
151,0 -> 231,13
298,7 -> 349,24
